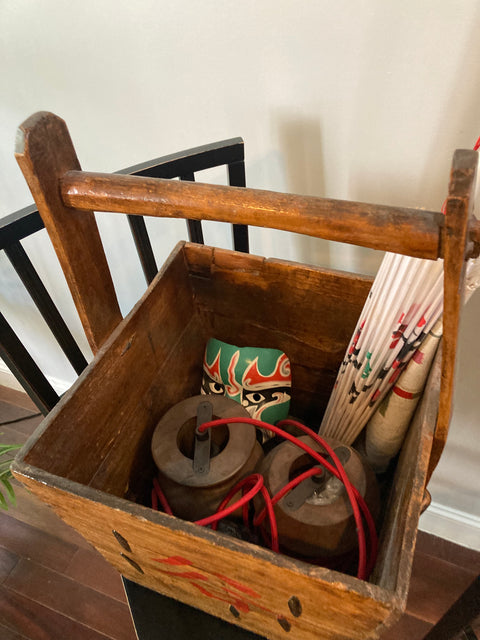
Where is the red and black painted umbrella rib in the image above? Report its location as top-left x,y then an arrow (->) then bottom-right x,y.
320,252 -> 444,444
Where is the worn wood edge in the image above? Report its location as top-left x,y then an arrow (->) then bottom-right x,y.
10,458 -> 397,611
14,112 -> 122,352
12,472 -> 396,640
374,345 -> 441,604
61,170 -> 444,259
445,149 -> 479,198
87,313 -> 203,495
429,149 -> 478,481
184,242 -> 376,288
11,240 -> 188,466
395,358 -> 440,602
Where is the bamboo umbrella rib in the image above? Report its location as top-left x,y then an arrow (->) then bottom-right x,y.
320,253 -> 445,444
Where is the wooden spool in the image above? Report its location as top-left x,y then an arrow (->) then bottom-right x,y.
151,395 -> 263,521
256,436 -> 379,562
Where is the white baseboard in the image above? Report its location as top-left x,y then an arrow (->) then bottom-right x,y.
419,501 -> 480,551
0,361 -> 72,396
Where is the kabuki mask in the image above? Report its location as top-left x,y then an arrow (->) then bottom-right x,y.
201,338 -> 292,425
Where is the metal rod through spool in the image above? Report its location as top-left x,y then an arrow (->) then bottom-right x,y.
283,446 -> 351,511
193,400 -> 213,475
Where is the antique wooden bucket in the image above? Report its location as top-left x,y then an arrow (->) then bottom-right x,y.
12,112 -> 479,640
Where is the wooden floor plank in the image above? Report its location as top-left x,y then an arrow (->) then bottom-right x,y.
5,558 -> 136,640
0,422 -> 39,447
381,613 -> 433,640
416,530 -> 480,574
7,482 -> 92,550
0,400 -> 38,425
406,551 -> 478,624
0,584 -> 116,640
0,386 -> 38,412
0,622 -> 29,640
0,513 -> 78,573
65,546 -> 127,602
0,546 -> 19,583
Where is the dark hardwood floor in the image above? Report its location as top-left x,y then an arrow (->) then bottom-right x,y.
0,385 -> 478,640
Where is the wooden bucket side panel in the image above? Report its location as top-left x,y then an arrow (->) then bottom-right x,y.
184,244 -> 373,422
22,244 -> 195,486
15,476 -> 398,640
373,348 -> 441,598
89,313 -> 207,501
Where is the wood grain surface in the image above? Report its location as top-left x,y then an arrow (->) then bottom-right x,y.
60,169 -> 444,259
429,149 -> 478,481
14,112 -> 122,353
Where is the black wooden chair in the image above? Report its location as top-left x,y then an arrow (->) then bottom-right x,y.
0,138 -> 248,415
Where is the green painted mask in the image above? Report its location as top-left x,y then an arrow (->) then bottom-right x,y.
201,338 -> 292,425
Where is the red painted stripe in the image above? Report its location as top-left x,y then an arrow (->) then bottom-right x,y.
153,555 -> 192,566
413,350 -> 425,365
392,386 -> 421,400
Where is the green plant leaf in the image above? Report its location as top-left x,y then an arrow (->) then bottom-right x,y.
0,444 -> 22,456
0,476 -> 15,506
0,441 -> 21,511
0,491 -> 8,510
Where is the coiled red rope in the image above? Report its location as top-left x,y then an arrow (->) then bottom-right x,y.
152,415 -> 378,580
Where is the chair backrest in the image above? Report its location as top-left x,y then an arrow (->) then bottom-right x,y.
1,127 -> 247,414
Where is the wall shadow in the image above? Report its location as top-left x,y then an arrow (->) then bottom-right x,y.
276,116 -> 332,269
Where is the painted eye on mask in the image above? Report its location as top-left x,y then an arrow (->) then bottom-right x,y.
244,392 -> 265,404
209,381 -> 225,395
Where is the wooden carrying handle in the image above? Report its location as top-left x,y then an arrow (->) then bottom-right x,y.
14,112 -> 478,481
428,149 -> 477,481
60,170 -> 445,260
58,171 -> 480,262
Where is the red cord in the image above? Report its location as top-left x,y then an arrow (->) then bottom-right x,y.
195,473 -> 264,528
208,473 -> 279,551
152,472 -> 269,537
251,440 -> 377,577
199,417 -> 373,580
253,466 -> 322,526
279,419 -> 378,577
153,477 -> 174,515
474,135 -> 480,152
259,484 -> 279,552
242,484 -> 250,528
151,416 -> 377,578
208,473 -> 264,531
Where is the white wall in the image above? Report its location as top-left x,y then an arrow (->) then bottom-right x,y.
1,1 -> 479,546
